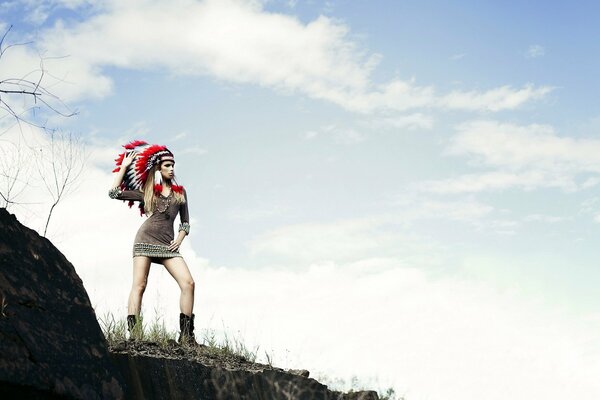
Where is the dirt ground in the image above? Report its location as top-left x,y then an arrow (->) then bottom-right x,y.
107,339 -> 293,375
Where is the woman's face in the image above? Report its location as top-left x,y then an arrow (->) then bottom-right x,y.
160,161 -> 175,180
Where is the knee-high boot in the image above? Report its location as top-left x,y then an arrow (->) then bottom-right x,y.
127,314 -> 142,340
178,312 -> 198,346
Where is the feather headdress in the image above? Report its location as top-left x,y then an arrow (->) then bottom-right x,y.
113,140 -> 184,214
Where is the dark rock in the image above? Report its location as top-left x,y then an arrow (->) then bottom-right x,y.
343,391 -> 380,400
288,369 -> 310,378
0,208 -> 125,399
110,352 -> 378,400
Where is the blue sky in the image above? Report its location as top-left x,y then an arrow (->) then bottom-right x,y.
2,1 -> 600,398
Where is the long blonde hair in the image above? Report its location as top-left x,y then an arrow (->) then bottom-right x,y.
142,164 -> 185,215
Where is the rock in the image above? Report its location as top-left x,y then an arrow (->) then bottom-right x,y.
343,390 -> 380,400
111,352 -> 377,400
0,208 -> 125,399
288,369 -> 310,378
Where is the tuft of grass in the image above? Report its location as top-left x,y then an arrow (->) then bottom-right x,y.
196,323 -> 260,363
97,311 -> 260,362
264,350 -> 273,368
98,311 -> 127,342
146,310 -> 177,345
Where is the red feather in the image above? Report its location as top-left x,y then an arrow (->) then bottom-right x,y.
124,140 -> 147,150
172,185 -> 184,194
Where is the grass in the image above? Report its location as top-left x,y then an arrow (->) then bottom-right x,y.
200,320 -> 261,363
97,311 -> 260,362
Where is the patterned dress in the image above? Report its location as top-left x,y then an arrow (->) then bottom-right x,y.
108,187 -> 190,261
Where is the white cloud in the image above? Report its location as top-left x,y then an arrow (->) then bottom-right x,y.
173,131 -> 188,141
307,123 -> 367,144
4,0 -> 551,113
246,201 -> 496,266
420,170 -> 577,193
527,44 -> 545,58
248,217 -> 401,263
524,213 -> 567,223
448,120 -> 600,170
388,195 -> 494,222
368,113 -> 434,130
420,120 -> 600,193
305,113 -> 433,144
440,84 -> 552,111
582,176 -> 600,188
416,198 -> 493,220
196,259 -> 600,400
303,130 -> 318,140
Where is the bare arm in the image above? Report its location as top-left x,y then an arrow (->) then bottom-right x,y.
108,151 -> 143,201
110,151 -> 136,189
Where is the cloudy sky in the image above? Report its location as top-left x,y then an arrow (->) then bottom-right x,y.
2,1 -> 600,399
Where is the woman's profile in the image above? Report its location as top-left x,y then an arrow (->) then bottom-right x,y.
108,140 -> 197,345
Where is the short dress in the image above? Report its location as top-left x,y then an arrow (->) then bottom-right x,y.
108,187 -> 190,261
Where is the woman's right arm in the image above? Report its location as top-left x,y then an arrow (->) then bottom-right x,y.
110,151 -> 136,190
108,152 -> 143,201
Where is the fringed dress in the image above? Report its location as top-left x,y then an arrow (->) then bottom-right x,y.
108,188 -> 190,262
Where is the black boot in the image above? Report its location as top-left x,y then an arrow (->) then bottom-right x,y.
178,313 -> 198,346
127,314 -> 142,340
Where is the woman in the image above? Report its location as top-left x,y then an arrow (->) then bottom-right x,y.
108,140 -> 197,345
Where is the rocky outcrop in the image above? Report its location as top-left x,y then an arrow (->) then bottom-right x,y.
0,207 -> 380,399
112,352 -> 347,399
108,340 -> 379,400
0,208 -> 125,399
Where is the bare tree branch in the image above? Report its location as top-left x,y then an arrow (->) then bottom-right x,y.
0,25 -> 77,133
1,25 -> 87,233
36,130 -> 86,236
0,137 -> 33,209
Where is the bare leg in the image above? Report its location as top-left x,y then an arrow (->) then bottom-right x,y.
162,257 -> 195,316
128,256 -> 151,315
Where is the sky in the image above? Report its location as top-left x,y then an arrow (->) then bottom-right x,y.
1,0 -> 600,399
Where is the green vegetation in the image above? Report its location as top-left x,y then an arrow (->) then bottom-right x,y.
97,311 -> 260,362
199,320 -> 261,363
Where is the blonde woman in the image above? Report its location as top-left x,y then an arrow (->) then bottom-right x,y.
108,141 -> 196,345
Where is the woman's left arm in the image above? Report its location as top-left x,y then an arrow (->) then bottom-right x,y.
169,189 -> 190,251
